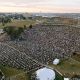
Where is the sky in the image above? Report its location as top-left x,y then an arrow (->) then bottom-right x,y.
0,0 -> 80,13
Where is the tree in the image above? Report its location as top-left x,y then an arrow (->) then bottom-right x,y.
18,27 -> 24,34
3,26 -> 24,40
24,25 -> 26,29
1,17 -> 11,26
29,24 -> 32,29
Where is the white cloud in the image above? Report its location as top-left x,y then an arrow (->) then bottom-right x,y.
0,0 -> 80,7
0,0 -> 79,12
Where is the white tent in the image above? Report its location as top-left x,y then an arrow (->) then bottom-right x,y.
0,29 -> 4,34
64,78 -> 69,80
36,67 -> 55,80
53,58 -> 60,65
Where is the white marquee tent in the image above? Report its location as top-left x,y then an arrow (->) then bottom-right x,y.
53,58 -> 60,65
64,78 -> 70,80
36,67 -> 56,80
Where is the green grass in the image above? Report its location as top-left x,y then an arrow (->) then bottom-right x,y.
6,20 -> 36,27
13,72 -> 29,80
0,65 -> 23,77
0,65 -> 29,80
0,19 -> 36,29
72,54 -> 80,62
55,72 -> 64,80
49,58 -> 80,77
0,23 -> 4,29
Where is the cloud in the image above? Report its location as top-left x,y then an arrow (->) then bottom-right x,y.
0,6 -> 79,13
0,0 -> 80,7
0,0 -> 79,12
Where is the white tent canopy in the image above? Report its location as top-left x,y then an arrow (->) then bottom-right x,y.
64,78 -> 70,80
53,58 -> 60,65
0,29 -> 4,34
36,67 -> 55,80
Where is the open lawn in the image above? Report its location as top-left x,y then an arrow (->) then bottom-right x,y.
6,20 -> 36,27
49,58 -> 80,78
72,54 -> 80,62
0,65 -> 29,80
0,19 -> 37,29
0,23 -> 3,29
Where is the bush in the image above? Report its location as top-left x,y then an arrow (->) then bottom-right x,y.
29,25 -> 32,29
3,26 -> 24,40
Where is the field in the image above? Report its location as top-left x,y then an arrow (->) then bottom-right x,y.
0,17 -> 80,79
50,58 -> 80,78
43,18 -> 80,78
0,65 -> 29,80
43,17 -> 78,26
0,19 -> 37,28
0,19 -> 37,80
72,53 -> 80,62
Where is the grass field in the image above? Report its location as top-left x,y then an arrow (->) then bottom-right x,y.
0,65 -> 29,80
50,58 -> 80,78
72,54 -> 80,62
0,18 -> 80,79
0,19 -> 37,29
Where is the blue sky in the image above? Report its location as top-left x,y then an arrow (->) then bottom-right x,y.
0,0 -> 80,13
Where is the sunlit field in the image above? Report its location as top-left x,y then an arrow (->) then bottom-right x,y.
0,19 -> 36,29
0,14 -> 80,80
50,58 -> 80,78
0,65 -> 29,80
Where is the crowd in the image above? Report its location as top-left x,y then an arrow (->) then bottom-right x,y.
3,24 -> 80,65
1,24 -> 80,71
0,43 -> 42,72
